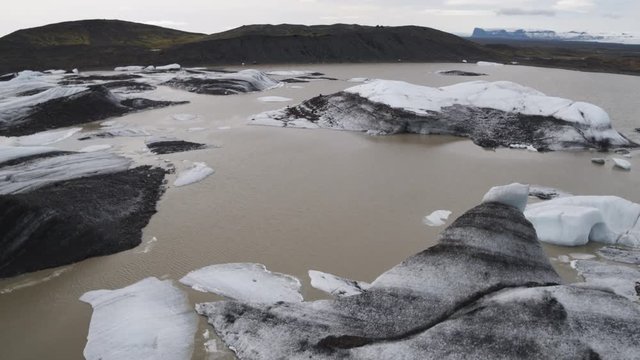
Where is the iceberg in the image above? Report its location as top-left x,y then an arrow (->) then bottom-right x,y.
422,210 -> 452,227
155,63 -> 181,71
0,151 -> 166,277
164,70 -> 279,95
81,277 -> 197,360
174,162 -> 214,187
180,263 -> 303,303
248,80 -> 633,151
308,270 -> 371,297
524,196 -> 640,247
571,260 -> 640,301
0,145 -> 58,165
196,187 -> 640,359
114,65 -> 145,72
482,183 -> 529,212
613,158 -> 631,170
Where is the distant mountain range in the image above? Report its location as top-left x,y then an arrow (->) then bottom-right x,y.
471,28 -> 640,45
0,20 -> 494,73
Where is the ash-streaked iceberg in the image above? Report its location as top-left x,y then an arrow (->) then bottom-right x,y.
195,184 -> 640,359
249,80 -> 635,151
180,263 -> 303,303
571,260 -> 640,301
81,277 -> 198,360
0,149 -> 166,277
422,210 -> 452,227
525,196 -> 640,247
164,69 -> 279,95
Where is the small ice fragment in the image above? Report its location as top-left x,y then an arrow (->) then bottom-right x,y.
558,255 -> 571,263
257,96 -> 293,102
174,162 -> 214,187
612,158 -> 631,170
179,263 -> 303,303
477,61 -> 504,66
156,64 -> 181,71
591,158 -> 606,165
422,210 -> 452,227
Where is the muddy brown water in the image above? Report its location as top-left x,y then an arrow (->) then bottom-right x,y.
1,63 -> 640,359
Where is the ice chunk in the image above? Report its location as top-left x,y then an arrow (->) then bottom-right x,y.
525,196 -> 640,247
257,96 -> 292,102
80,277 -> 198,360
422,210 -> 452,227
528,185 -> 572,200
79,144 -> 112,152
266,70 -> 313,76
482,183 -> 529,212
571,260 -> 640,301
174,162 -> 214,187
156,64 -> 181,71
180,263 -> 303,303
569,253 -> 596,260
477,61 -> 504,66
591,158 -> 606,165
114,66 -> 145,72
347,77 -> 370,83
612,158 -> 631,170
308,270 -> 371,297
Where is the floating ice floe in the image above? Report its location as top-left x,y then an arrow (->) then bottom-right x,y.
164,69 -> 279,95
436,70 -> 486,77
525,196 -> 640,247
477,61 -> 504,66
509,143 -> 537,151
196,183 -> 640,359
146,137 -> 207,155
347,77 -> 371,83
248,80 -> 634,151
258,96 -> 293,102
422,210 -> 452,227
79,144 -> 113,152
156,63 -> 181,71
114,65 -> 145,72
7,128 -> 81,146
308,270 -> 371,297
180,263 -> 303,303
592,157 -> 606,165
81,277 -> 198,360
266,70 -> 314,76
571,260 -> 640,301
613,158 -> 631,170
174,162 -> 214,187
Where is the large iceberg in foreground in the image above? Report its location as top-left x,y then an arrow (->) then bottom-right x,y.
195,184 -> 640,359
81,277 -> 197,360
525,196 -> 640,247
249,80 -> 634,151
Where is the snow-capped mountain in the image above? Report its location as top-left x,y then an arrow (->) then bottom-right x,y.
472,28 -> 640,45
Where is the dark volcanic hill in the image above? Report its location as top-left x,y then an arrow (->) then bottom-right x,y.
0,21 -> 496,73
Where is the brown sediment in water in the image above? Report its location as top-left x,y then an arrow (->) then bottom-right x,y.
1,63 -> 640,359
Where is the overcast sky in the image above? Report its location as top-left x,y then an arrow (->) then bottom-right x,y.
1,0 -> 638,37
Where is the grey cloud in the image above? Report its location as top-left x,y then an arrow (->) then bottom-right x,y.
497,8 -> 556,16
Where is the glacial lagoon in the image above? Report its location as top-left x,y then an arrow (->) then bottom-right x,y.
1,63 -> 639,359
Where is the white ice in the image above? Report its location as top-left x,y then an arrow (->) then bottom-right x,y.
257,96 -> 293,102
80,277 -> 198,360
347,77 -> 371,83
179,263 -> 303,303
308,270 -> 371,297
114,66 -> 145,71
0,145 -> 57,164
266,70 -> 313,76
174,162 -> 214,187
422,210 -> 452,227
525,196 -> 640,247
3,128 -> 81,146
0,152 -> 132,194
156,64 -> 181,71
482,183 -> 530,212
79,144 -> 113,152
613,158 -> 631,171
477,61 -> 504,66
